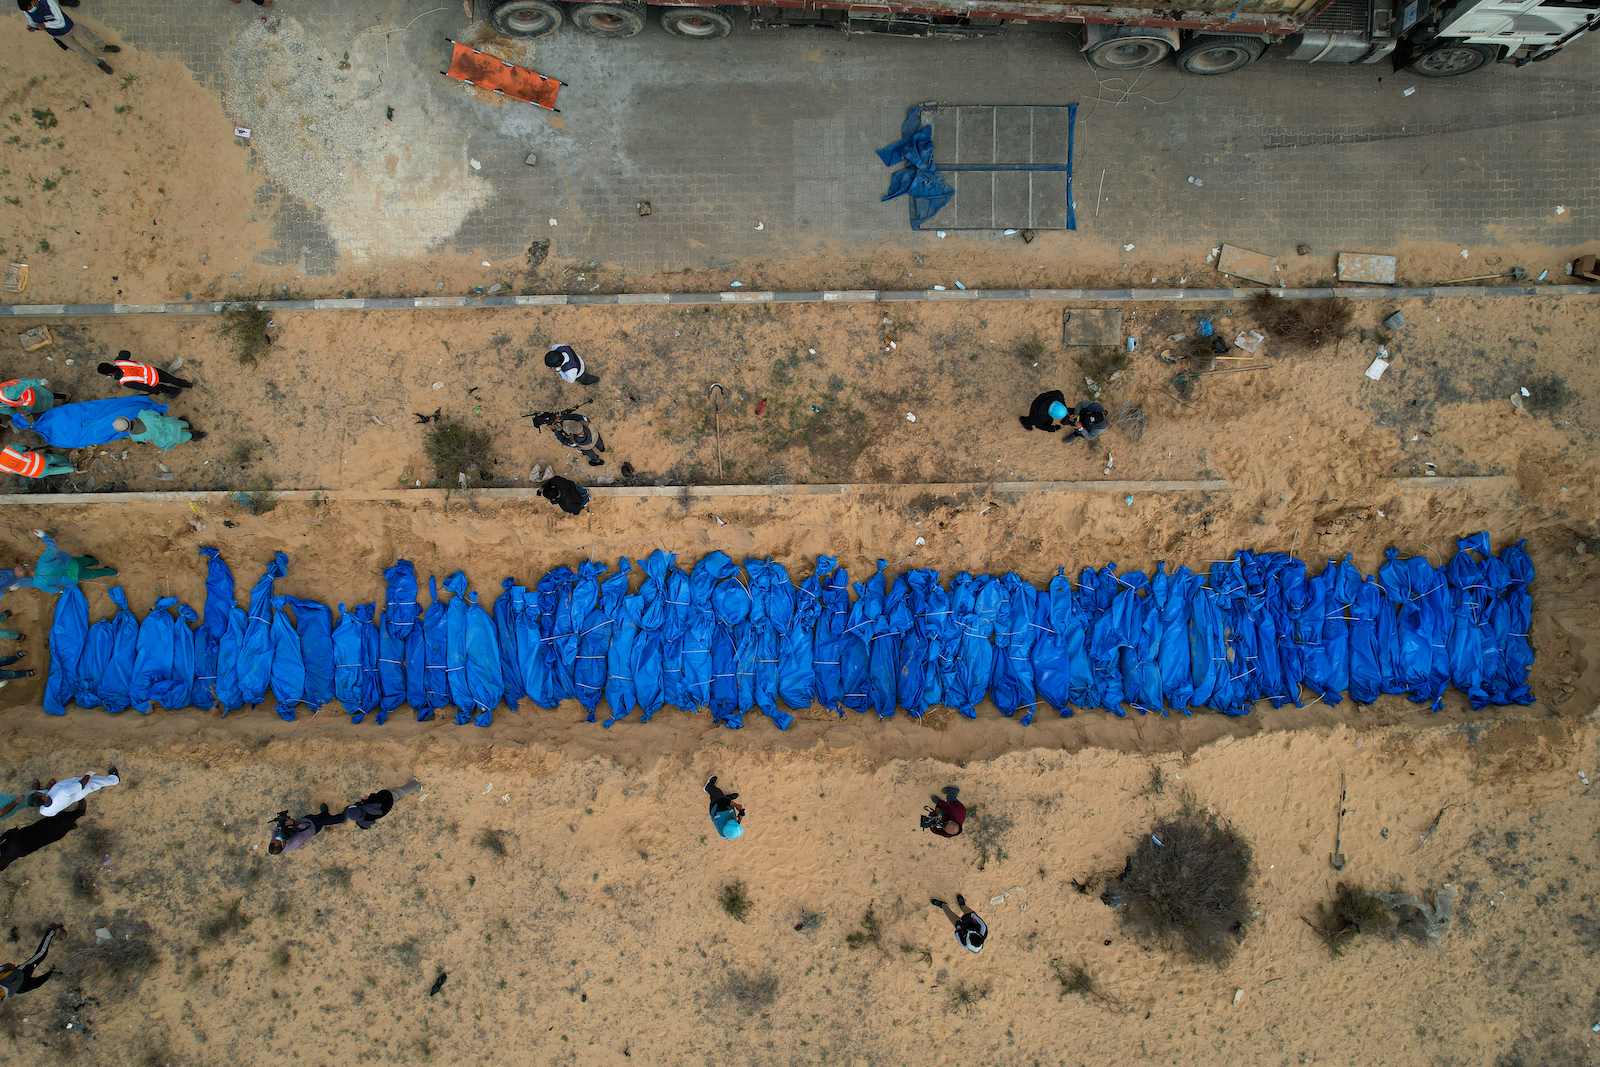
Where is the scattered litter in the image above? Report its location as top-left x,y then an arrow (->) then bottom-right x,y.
711,514 -> 728,527
95,928 -> 112,943
1151,835 -> 1162,846
234,126 -> 251,138
482,782 -> 493,795
1537,270 -> 1548,281
1102,455 -> 1114,476
1296,244 -> 1311,256
808,348 -> 816,355
1365,356 -> 1390,381
549,218 -> 558,226
936,231 -> 947,238
1377,510 -> 1384,517
1233,988 -> 1244,1005
1187,176 -> 1203,187
525,152 -> 538,166
1383,311 -> 1406,331
915,536 -> 925,546
905,412 -> 916,422
1125,335 -> 1138,352
955,281 -> 965,290
754,399 -> 767,416
933,285 -> 946,291
1125,495 -> 1134,505
1556,206 -> 1565,215
1234,330 -> 1264,354
64,359 -> 74,366
481,260 -> 491,267
1460,249 -> 1469,259
1003,228 -> 1018,235
432,382 -> 443,390
1123,243 -> 1135,252
755,222 -> 764,230
637,201 -> 652,216
730,281 -> 742,287
155,474 -> 175,482
1402,86 -> 1416,96
1520,386 -> 1531,397
372,416 -> 386,426
501,794 -> 510,803
156,462 -> 170,473
469,158 -> 481,170
487,283 -> 502,294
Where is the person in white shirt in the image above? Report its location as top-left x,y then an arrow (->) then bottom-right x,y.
544,344 -> 600,386
19,0 -> 120,76
29,767 -> 119,817
931,894 -> 987,953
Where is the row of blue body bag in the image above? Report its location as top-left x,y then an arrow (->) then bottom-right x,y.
42,533 -> 1534,727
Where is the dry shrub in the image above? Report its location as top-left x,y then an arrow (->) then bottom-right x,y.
718,881 -> 751,923
844,907 -> 884,952
1304,882 -> 1394,957
218,300 -> 274,365
1105,805 -> 1254,963
1251,293 -> 1352,351
424,420 -> 495,487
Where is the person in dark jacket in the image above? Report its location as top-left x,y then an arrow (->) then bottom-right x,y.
0,922 -> 66,1001
343,777 -> 422,829
1063,401 -> 1108,443
539,476 -> 590,516
930,894 -> 987,953
921,786 -> 966,838
544,344 -> 599,385
97,353 -> 192,397
1019,390 -> 1068,433
268,804 -> 346,855
0,800 -> 85,872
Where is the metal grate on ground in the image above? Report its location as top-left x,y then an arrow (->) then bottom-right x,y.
921,104 -> 1077,231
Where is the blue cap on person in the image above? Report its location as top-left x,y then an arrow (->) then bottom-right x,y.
720,820 -> 744,840
1048,401 -> 1068,420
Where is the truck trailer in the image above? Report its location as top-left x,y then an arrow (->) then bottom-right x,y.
479,0 -> 1598,76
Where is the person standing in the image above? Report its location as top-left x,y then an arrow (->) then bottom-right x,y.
921,786 -> 966,838
0,445 -> 75,480
1062,401 -> 1108,443
29,767 -> 119,817
544,344 -> 600,386
1019,390 -> 1068,433
111,411 -> 205,449
539,475 -> 589,516
343,777 -> 422,829
268,804 -> 347,854
98,353 -> 193,398
30,531 -> 117,593
0,923 -> 66,1000
0,378 -> 70,416
0,651 -> 33,681
930,894 -> 987,953
0,801 -> 85,872
19,0 -> 119,75
703,775 -> 744,840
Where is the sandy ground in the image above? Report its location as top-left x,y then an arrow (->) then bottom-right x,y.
0,696 -> 1596,1067
3,296 -> 1597,509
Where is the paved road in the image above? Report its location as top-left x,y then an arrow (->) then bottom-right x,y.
106,0 -> 1598,276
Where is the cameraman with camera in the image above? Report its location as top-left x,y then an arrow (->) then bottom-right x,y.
920,786 -> 966,839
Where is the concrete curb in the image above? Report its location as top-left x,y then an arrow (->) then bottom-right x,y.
2,286 -> 1597,319
0,475 -> 1515,506
0,479 -> 1238,507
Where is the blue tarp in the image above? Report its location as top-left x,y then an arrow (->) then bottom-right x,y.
42,536 -> 1538,723
11,397 -> 165,448
876,106 -> 955,231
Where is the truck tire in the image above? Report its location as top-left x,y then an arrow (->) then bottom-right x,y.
570,2 -> 648,37
1175,35 -> 1265,75
1085,34 -> 1173,70
659,6 -> 736,39
488,0 -> 564,38
1404,42 -> 1497,76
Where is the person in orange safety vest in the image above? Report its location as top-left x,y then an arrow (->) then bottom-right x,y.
0,379 -> 70,417
0,446 -> 75,480
97,351 -> 192,397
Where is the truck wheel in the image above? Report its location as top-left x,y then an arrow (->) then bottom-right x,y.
1174,36 -> 1265,75
1085,36 -> 1173,70
659,6 -> 736,39
1405,42 -> 1496,76
570,2 -> 648,37
488,0 -> 564,38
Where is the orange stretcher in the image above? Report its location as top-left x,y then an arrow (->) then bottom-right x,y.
441,39 -> 565,112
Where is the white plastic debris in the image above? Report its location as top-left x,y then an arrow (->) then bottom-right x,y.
469,158 -> 482,170
730,281 -> 743,287
1234,330 -> 1264,354
432,381 -> 444,390
1402,86 -> 1416,97
481,261 -> 491,267
933,285 -> 946,291
1187,176 -> 1203,186
905,412 -> 916,422
955,281 -> 966,290
1003,229 -> 1018,235
1377,510 -> 1385,517
1233,989 -> 1244,1005
1520,386 -> 1531,397
1102,455 -> 1114,476
95,928 -> 112,943
1556,206 -> 1565,215
915,536 -> 925,546
1460,249 -> 1469,258
1365,357 -> 1390,381
936,231 -> 947,238
808,349 -> 816,355
482,782 -> 493,794
549,218 -> 558,226
755,222 -> 764,230
1123,243 -> 1135,251
234,126 -> 251,138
